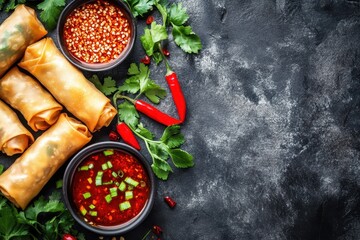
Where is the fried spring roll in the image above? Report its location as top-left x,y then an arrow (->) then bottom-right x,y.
0,5 -> 47,77
0,66 -> 63,131
0,100 -> 34,156
18,38 -> 117,132
0,113 -> 92,209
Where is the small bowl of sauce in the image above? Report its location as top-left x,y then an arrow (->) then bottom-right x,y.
57,0 -> 136,71
63,142 -> 155,235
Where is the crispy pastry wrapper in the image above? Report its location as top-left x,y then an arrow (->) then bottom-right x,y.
0,100 -> 34,156
0,66 -> 63,131
0,5 -> 47,77
18,38 -> 117,132
0,113 -> 92,209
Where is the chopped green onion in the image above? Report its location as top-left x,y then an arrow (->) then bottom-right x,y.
115,181 -> 120,186
112,171 -> 118,178
125,191 -> 133,200
103,180 -> 114,185
118,181 -> 126,192
124,177 -> 139,187
101,163 -> 108,170
95,171 -> 103,186
89,211 -> 98,216
79,165 -> 89,171
88,163 -> 94,169
117,170 -> 124,178
80,206 -> 87,216
127,185 -> 134,191
105,194 -> 112,203
97,171 -> 104,176
89,204 -> 96,210
103,149 -> 114,156
110,187 -> 118,197
119,201 -> 131,211
107,161 -> 113,168
83,192 -> 91,199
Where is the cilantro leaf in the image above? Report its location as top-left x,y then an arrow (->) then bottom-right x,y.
118,101 -> 139,128
160,125 -> 185,148
144,81 -> 167,104
150,22 -> 168,43
0,164 -> 4,175
169,149 -> 194,168
124,0 -> 155,17
151,164 -> 170,180
88,75 -> 118,96
0,200 -> 29,240
140,28 -> 154,56
37,0 -> 66,30
168,3 -> 189,26
118,76 -> 140,94
135,123 -> 154,139
172,25 -> 202,54
128,62 -> 140,75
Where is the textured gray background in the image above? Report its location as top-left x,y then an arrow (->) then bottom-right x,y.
1,0 -> 360,239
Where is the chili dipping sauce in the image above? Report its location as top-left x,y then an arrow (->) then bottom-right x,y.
63,0 -> 132,64
72,149 -> 150,226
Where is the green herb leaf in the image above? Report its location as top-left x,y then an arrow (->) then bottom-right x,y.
88,75 -> 118,96
160,125 -> 185,148
118,101 -> 139,128
144,81 -> 167,103
135,123 -> 154,139
118,76 -> 140,94
150,22 -> 168,43
168,148 -> 194,168
168,3 -> 189,26
151,164 -> 169,180
124,0 -> 155,17
140,28 -> 154,56
0,201 -> 29,240
0,164 -> 4,175
37,0 -> 66,30
172,25 -> 202,54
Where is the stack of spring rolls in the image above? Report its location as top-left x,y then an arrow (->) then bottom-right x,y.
0,5 -> 117,209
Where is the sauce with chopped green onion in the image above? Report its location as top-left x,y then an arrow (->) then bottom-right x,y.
72,149 -> 150,226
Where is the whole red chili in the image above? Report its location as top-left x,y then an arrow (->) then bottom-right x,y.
165,71 -> 186,122
62,234 -> 77,240
152,225 -> 163,235
146,15 -> 154,25
140,55 -> 151,65
116,122 -> 141,150
164,196 -> 176,208
108,130 -> 119,141
135,100 -> 181,126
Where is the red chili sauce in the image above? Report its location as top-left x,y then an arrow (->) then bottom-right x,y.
63,0 -> 131,64
72,149 -> 150,226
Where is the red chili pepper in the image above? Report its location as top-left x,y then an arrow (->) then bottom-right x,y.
164,196 -> 176,208
62,234 -> 77,240
165,71 -> 186,122
152,225 -> 163,235
135,100 -> 181,126
116,122 -> 141,150
108,130 -> 119,141
146,15 -> 154,25
162,48 -> 170,57
140,55 -> 151,65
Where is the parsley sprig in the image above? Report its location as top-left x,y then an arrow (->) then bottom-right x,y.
88,66 -> 194,180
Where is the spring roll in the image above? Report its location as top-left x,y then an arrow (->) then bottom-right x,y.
0,5 -> 47,77
18,38 -> 117,132
0,100 -> 34,156
0,66 -> 63,131
0,113 -> 92,209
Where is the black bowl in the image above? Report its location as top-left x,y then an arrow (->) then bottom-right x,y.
56,0 -> 136,71
63,141 -> 155,236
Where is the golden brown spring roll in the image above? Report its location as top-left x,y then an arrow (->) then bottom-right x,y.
18,38 -> 117,132
0,66 -> 63,131
0,5 -> 47,77
0,113 -> 92,209
0,100 -> 34,156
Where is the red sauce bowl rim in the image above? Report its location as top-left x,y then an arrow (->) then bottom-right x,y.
56,0 -> 137,72
63,141 -> 155,235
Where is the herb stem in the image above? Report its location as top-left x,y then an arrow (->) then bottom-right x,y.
141,229 -> 152,240
113,91 -> 135,105
155,3 -> 167,27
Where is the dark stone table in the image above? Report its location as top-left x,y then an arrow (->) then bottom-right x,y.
1,0 -> 360,239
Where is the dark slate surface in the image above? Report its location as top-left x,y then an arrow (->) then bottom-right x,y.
1,0 -> 360,239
